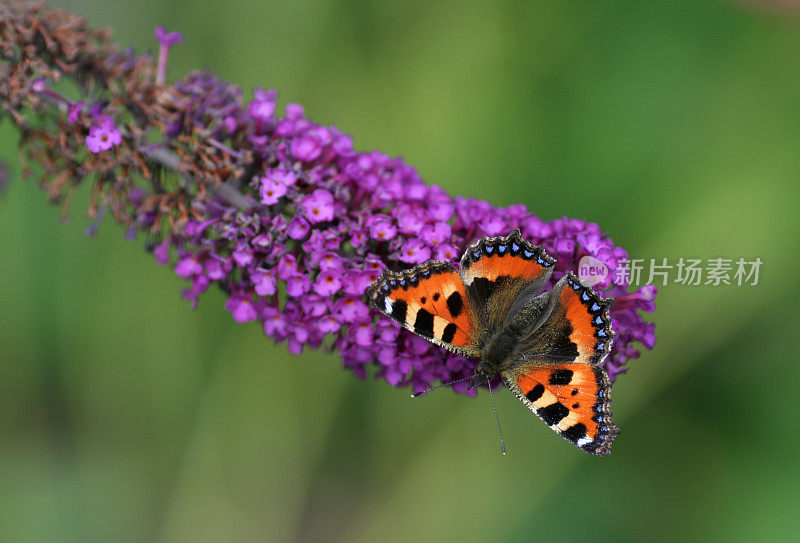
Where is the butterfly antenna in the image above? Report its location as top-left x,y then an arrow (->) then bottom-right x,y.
410,374 -> 479,398
487,379 -> 507,455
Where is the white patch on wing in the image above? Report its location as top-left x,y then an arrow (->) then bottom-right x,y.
576,436 -> 593,447
556,411 -> 580,431
533,389 -> 558,409
384,298 -> 393,314
406,303 -> 422,327
441,282 -> 458,298
432,315 -> 449,339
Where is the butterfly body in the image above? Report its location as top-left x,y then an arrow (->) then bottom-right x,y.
368,230 -> 619,456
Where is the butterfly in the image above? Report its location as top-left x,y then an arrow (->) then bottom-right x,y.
367,229 -> 619,456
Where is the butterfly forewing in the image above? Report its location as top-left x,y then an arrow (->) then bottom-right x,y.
502,362 -> 618,456
549,273 -> 615,366
459,229 -> 555,329
367,260 -> 481,357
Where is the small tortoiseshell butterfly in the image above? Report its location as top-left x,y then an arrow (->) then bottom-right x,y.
367,229 -> 619,456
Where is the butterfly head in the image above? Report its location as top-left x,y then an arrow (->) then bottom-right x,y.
467,365 -> 489,390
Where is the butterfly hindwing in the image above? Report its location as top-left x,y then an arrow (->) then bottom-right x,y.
367,260 -> 480,357
501,362 -> 618,456
459,229 -> 555,328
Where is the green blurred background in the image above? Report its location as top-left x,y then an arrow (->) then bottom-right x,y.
2,1 -> 799,542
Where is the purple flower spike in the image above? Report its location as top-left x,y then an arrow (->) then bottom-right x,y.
1,3 -> 656,395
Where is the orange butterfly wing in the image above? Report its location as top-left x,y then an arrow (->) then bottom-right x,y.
367,260 -> 480,357
502,362 -> 618,455
459,229 -> 555,327
557,273 -> 615,366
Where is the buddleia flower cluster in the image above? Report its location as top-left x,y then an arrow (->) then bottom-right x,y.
0,2 -> 656,395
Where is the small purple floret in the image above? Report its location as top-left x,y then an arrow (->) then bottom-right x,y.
398,238 -> 431,264
154,26 -> 184,84
155,26 -> 184,46
300,189 -> 335,224
247,88 -> 277,122
225,295 -> 257,323
85,117 -> 121,153
67,100 -> 82,123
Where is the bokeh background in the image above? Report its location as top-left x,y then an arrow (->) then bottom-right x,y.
2,1 -> 800,542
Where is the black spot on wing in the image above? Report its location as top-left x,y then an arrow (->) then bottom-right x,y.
414,308 -> 435,338
550,321 -> 579,360
442,323 -> 457,343
467,275 -> 507,306
562,423 -> 588,443
446,291 -> 463,317
469,277 -> 496,302
538,402 -> 569,426
390,299 -> 407,323
549,369 -> 574,385
432,293 -> 440,302
525,383 -> 544,403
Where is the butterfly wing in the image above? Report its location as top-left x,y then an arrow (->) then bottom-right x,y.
367,260 -> 481,357
502,362 -> 617,455
502,272 -> 618,455
459,229 -> 556,331
513,272 -> 615,367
